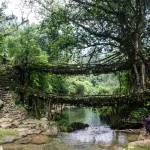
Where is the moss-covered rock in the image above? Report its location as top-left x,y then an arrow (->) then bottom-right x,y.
68,122 -> 89,132
0,129 -> 19,137
0,129 -> 19,144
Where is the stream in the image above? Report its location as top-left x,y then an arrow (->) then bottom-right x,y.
3,107 -> 140,150
61,108 -> 127,145
59,107 -> 138,149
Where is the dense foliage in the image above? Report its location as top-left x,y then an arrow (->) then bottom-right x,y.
0,0 -> 150,124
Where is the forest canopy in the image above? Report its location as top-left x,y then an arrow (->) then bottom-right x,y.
0,0 -> 150,118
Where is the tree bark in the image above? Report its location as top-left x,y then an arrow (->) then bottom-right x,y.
132,0 -> 146,92
45,100 -> 53,120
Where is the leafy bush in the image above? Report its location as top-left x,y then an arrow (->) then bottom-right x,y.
98,106 -> 113,124
129,108 -> 149,122
54,114 -> 69,132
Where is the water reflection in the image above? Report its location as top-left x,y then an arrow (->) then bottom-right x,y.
60,107 -> 128,147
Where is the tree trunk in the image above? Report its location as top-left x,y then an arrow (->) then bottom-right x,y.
19,69 -> 26,105
133,62 -> 146,92
33,99 -> 40,119
141,62 -> 146,90
118,72 -> 122,94
45,100 -> 53,120
132,0 -> 146,92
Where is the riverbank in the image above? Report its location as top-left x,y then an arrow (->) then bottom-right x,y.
1,132 -> 149,150
1,123 -> 150,150
0,118 -> 58,145
126,130 -> 150,150
127,140 -> 150,150
0,133 -> 127,150
1,107 -> 150,150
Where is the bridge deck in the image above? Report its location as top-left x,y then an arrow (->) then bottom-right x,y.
42,94 -> 148,107
24,87 -> 149,107
13,61 -> 131,75
0,68 -> 149,108
1,63 -> 150,108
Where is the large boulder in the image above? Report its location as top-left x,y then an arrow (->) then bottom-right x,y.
68,122 -> 89,132
39,118 -> 49,130
39,118 -> 58,136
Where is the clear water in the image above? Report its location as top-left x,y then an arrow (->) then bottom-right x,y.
3,107 -> 139,150
59,107 -> 133,148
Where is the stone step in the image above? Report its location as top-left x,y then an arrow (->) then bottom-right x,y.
18,124 -> 37,129
0,75 -> 31,131
1,97 -> 12,99
0,93 -> 11,95
0,123 -> 12,129
1,96 -> 12,98
0,92 -> 11,95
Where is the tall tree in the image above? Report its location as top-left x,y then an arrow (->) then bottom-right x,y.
65,0 -> 150,92
39,7 -> 77,63
25,0 -> 150,92
0,1 -> 28,63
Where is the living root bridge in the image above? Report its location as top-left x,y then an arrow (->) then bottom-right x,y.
34,92 -> 148,107
13,61 -> 131,75
18,87 -> 150,107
